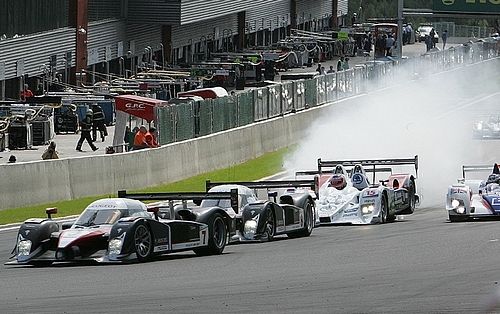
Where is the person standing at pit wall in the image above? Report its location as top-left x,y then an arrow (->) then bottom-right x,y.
385,34 -> 395,57
337,56 -> 345,71
442,30 -> 448,50
133,125 -> 149,150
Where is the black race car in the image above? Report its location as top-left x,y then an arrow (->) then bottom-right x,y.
205,180 -> 317,241
7,191 -> 237,266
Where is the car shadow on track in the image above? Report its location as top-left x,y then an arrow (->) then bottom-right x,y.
4,252 -> 237,268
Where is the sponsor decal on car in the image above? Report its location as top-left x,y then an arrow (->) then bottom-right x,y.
352,174 -> 364,185
364,189 -> 379,197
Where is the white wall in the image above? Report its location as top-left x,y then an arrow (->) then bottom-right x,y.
0,103 -> 328,210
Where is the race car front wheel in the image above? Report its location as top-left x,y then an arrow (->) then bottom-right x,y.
378,194 -> 388,224
194,213 -> 227,256
289,200 -> 314,238
261,208 -> 276,242
134,224 -> 153,262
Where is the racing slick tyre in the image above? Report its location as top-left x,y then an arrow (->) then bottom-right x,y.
400,180 -> 416,215
134,223 -> 153,262
194,213 -> 227,256
261,208 -> 276,242
378,194 -> 388,224
288,200 -> 314,238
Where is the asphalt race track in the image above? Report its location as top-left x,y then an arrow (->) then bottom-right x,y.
2,208 -> 500,313
1,60 -> 500,313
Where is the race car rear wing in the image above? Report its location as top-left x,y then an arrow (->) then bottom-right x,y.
462,165 -> 499,179
205,179 -> 317,198
317,155 -> 418,182
117,189 -> 239,216
206,179 -> 316,190
296,167 -> 394,177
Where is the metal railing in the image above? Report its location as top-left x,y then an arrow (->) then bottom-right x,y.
157,41 -> 498,145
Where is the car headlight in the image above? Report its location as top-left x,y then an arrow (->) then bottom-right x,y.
108,236 -> 124,255
450,199 -> 466,214
361,204 -> 374,215
17,240 -> 32,256
243,220 -> 258,240
456,206 -> 466,214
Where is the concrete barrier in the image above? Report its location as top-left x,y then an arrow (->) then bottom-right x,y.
0,103 -> 328,210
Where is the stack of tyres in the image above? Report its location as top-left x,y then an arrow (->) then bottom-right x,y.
0,132 -> 7,151
32,120 -> 51,145
54,105 -> 79,134
8,123 -> 33,149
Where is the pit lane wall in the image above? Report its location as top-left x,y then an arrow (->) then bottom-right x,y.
0,108 -> 322,210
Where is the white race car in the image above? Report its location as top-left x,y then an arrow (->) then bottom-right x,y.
472,115 -> 500,139
446,164 -> 500,222
298,157 -> 419,225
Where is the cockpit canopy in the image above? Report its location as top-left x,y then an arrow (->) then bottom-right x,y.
74,198 -> 148,227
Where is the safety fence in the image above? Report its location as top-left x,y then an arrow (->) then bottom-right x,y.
157,41 -> 498,145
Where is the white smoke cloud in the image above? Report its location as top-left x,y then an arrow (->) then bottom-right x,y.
285,58 -> 500,207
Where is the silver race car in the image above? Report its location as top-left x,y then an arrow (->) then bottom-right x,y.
446,163 -> 500,222
297,156 -> 419,225
472,115 -> 500,139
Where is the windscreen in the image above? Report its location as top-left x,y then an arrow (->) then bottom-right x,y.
74,208 -> 124,227
201,199 -> 232,209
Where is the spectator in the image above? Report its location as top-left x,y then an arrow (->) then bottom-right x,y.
20,84 -> 33,100
442,29 -> 448,50
327,65 -> 335,74
363,35 -> 372,54
316,63 -> 322,74
42,141 -> 59,160
320,66 -> 326,75
375,34 -> 386,58
385,34 -> 395,57
343,58 -> 350,70
133,125 -> 149,150
430,28 -> 437,48
76,109 -> 98,152
145,127 -> 159,148
425,35 -> 432,52
337,56 -> 345,71
91,104 -> 107,142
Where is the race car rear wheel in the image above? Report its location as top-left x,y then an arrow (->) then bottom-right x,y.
261,208 -> 276,242
400,180 -> 416,215
194,213 -> 227,256
134,224 -> 153,262
288,200 -> 314,238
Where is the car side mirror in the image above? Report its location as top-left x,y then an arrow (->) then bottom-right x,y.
147,207 -> 160,220
45,207 -> 58,219
268,191 -> 278,203
61,221 -> 73,230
